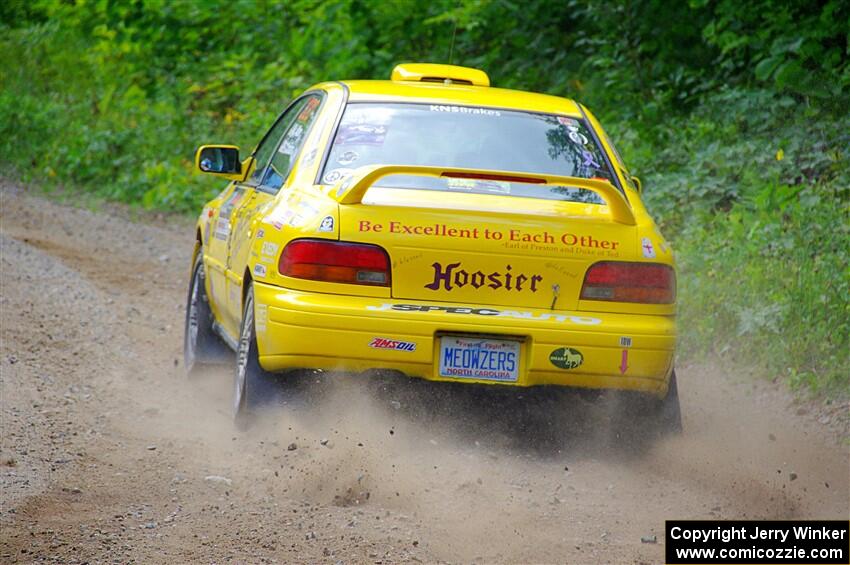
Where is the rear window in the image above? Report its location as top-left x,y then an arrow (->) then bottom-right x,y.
321,103 -> 615,204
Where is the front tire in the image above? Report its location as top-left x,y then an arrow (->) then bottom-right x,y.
184,252 -> 228,377
233,284 -> 279,427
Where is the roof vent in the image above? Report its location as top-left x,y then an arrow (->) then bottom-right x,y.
391,63 -> 490,87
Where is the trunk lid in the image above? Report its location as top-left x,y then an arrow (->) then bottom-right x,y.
339,185 -> 638,311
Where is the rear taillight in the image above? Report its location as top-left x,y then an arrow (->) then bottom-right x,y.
580,262 -> 675,304
278,239 -> 391,286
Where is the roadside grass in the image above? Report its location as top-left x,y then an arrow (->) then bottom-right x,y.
676,202 -> 849,397
613,88 -> 849,397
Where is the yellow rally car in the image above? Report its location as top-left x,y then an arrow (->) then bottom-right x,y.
184,63 -> 680,431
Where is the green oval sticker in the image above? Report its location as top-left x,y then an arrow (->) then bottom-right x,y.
549,347 -> 583,369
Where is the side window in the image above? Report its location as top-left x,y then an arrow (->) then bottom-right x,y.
598,127 -> 628,173
248,99 -> 307,184
598,128 -> 638,191
261,94 -> 323,191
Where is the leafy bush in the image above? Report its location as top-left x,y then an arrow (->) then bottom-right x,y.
614,87 -> 848,392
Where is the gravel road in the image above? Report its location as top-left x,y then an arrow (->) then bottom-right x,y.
1,181 -> 847,564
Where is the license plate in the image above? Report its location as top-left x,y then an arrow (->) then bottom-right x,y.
438,336 -> 520,382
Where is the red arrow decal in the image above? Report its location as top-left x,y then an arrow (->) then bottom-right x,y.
619,349 -> 629,374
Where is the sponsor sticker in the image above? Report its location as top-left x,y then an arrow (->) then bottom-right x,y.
619,336 -> 633,348
337,150 -> 359,166
253,263 -> 267,277
429,105 -> 501,117
424,262 -> 543,293
446,178 -> 476,191
446,178 -> 510,194
266,208 -> 297,230
482,180 -> 511,194
255,304 -> 267,332
261,242 -> 278,256
336,124 -> 386,146
569,131 -> 589,145
318,215 -> 335,232
366,303 -> 601,325
641,237 -> 656,258
297,97 -> 320,123
280,124 -> 304,153
256,228 -> 265,239
323,168 -> 353,185
368,337 -> 416,352
549,347 -> 584,370
581,149 -> 601,169
558,116 -> 580,127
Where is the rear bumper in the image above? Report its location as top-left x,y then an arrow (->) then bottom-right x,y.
253,282 -> 675,397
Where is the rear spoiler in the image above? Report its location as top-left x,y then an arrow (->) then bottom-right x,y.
331,165 -> 636,226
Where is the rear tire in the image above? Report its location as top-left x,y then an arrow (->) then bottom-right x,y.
233,284 -> 280,428
610,370 -> 682,447
655,370 -> 683,435
184,252 -> 228,377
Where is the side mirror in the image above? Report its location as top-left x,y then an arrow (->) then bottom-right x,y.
630,175 -> 643,193
196,145 -> 242,177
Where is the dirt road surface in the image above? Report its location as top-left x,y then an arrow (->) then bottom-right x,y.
1,181 -> 848,564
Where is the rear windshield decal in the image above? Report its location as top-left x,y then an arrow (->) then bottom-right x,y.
336,124 -> 386,146
323,168 -> 354,184
336,150 -> 359,165
429,104 -> 501,117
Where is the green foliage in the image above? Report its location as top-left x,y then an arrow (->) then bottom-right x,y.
614,86 -> 849,393
702,0 -> 849,100
1,0 -> 847,395
675,178 -> 848,395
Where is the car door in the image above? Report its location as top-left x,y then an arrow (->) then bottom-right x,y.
204,183 -> 246,329
224,93 -> 325,329
205,108 -> 296,337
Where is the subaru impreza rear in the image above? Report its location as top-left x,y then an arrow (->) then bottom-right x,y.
251,66 -> 679,425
